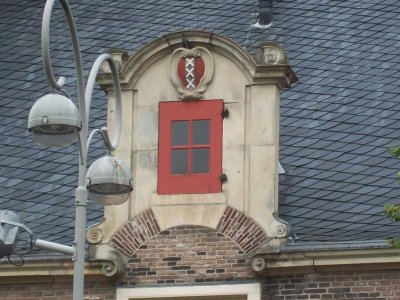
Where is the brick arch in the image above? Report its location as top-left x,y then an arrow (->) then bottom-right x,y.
110,206 -> 268,257
216,206 -> 268,253
110,209 -> 161,257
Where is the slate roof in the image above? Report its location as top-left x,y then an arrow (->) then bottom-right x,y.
0,0 -> 400,257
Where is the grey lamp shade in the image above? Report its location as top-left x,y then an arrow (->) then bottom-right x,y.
28,93 -> 81,147
86,155 -> 133,205
0,210 -> 21,259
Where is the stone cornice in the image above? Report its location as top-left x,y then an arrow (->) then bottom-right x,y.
251,247 -> 400,275
0,260 -> 103,281
252,65 -> 297,89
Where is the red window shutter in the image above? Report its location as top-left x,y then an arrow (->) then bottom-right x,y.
158,100 -> 223,194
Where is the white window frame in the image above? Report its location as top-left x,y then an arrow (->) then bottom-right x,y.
117,283 -> 261,300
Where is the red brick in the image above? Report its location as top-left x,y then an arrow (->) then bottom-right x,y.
121,225 -> 254,286
352,286 -> 375,292
0,277 -> 115,300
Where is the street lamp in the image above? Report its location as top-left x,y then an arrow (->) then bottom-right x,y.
26,0 -> 133,299
27,93 -> 81,147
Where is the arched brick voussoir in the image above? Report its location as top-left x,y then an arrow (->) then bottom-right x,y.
217,206 -> 269,253
110,206 -> 268,257
110,209 -> 161,257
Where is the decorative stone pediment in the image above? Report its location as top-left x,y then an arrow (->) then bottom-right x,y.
96,31 -> 297,90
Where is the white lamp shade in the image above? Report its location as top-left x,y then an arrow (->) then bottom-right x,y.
28,93 -> 81,147
86,155 -> 133,205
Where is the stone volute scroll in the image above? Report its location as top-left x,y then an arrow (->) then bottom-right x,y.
254,41 -> 288,65
169,47 -> 214,100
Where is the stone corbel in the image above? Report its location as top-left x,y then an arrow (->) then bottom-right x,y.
247,214 -> 296,266
87,243 -> 127,279
87,223 -> 127,279
272,212 -> 296,240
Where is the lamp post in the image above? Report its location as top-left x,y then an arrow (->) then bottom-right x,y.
26,0 -> 133,299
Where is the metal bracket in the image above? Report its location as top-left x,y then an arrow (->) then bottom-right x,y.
72,242 -> 77,261
221,108 -> 230,119
220,173 -> 228,183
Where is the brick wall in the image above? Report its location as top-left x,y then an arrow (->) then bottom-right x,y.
261,270 -> 400,300
0,276 -> 115,300
120,225 -> 256,286
2,259 -> 400,299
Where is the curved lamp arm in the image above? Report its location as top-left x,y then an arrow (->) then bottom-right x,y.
41,0 -> 87,141
85,54 -> 122,152
87,127 -> 114,155
42,0 -> 87,166
41,0 -> 122,155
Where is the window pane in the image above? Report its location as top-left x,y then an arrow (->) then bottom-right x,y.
192,120 -> 210,145
171,149 -> 189,174
192,148 -> 209,173
171,121 -> 189,146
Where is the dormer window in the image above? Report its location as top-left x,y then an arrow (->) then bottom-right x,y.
158,100 -> 223,194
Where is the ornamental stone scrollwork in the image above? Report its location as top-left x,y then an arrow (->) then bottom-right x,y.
87,226 -> 103,244
254,41 -> 288,65
88,245 -> 126,279
251,255 -> 266,272
100,256 -> 124,278
272,212 -> 291,239
273,223 -> 288,238
169,47 -> 214,100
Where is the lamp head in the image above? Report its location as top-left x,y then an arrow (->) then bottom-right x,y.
0,210 -> 21,259
86,155 -> 133,206
28,93 -> 81,147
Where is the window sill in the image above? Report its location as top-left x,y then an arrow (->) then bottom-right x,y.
151,192 -> 226,206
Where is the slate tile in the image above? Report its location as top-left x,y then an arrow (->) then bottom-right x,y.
1,0 -> 400,247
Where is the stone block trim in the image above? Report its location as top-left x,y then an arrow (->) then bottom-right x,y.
110,209 -> 161,257
121,225 -> 255,286
217,206 -> 268,253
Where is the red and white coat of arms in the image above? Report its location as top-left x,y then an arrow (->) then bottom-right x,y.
169,47 -> 214,100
